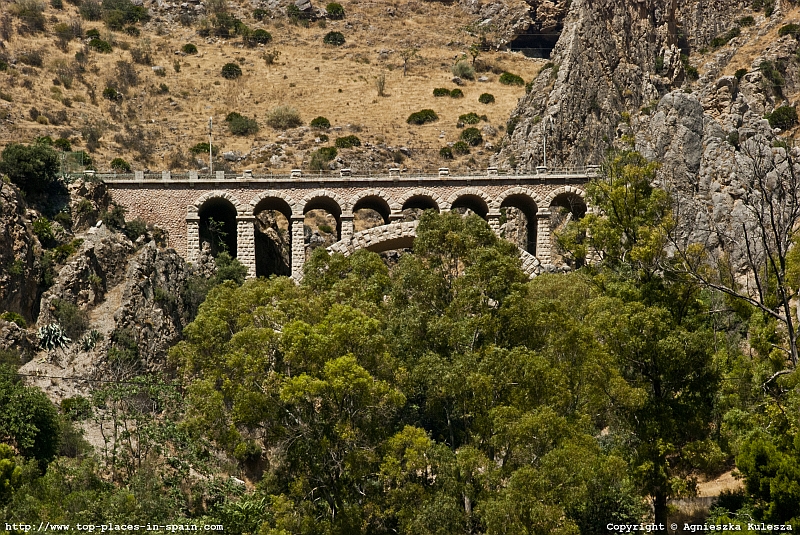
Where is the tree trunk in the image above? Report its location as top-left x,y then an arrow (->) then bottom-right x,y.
654,491 -> 668,527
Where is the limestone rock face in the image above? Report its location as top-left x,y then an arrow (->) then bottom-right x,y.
0,184 -> 41,323
37,226 -> 136,327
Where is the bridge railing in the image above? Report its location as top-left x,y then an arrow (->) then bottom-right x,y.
88,166 -> 600,182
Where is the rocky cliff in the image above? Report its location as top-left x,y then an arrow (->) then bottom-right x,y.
0,183 -> 42,323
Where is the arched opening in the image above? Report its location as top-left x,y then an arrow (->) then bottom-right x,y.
198,197 -> 237,257
549,192 -> 587,266
500,193 -> 539,255
401,195 -> 439,221
508,27 -> 562,59
353,195 -> 391,232
253,196 -> 292,278
450,194 -> 489,219
303,196 -> 342,258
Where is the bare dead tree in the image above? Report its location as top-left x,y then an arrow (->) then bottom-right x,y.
670,137 -> 800,373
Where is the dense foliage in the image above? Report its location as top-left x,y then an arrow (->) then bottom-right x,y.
2,150 -> 800,533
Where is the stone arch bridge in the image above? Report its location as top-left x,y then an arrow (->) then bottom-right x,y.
103,169 -> 595,279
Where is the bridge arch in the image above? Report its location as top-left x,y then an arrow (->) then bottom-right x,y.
398,188 -> 445,214
495,187 -> 543,255
328,221 -> 539,278
447,187 -> 494,219
189,191 -> 244,257
301,189 -> 348,240
351,189 -> 396,226
250,192 -> 296,278
542,185 -> 586,208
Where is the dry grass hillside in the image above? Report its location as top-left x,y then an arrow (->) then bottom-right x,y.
0,0 -> 544,174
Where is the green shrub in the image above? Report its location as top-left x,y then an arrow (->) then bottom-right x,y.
266,105 -> 303,129
452,60 -> 475,80
61,396 -> 92,420
767,105 -> 798,130
499,72 -> 525,86
225,112 -> 260,135
221,62 -> 243,79
710,26 -> 741,48
33,217 -> 55,245
0,143 -> 60,195
253,8 -> 269,20
779,23 -> 800,38
450,88 -> 464,98
246,29 -> 272,46
452,141 -> 470,155
100,0 -> 150,30
51,0 -> 63,9
760,60 -> 785,95
478,92 -> 495,104
54,138 -> 72,151
124,218 -> 147,240
433,87 -> 451,97
52,299 -> 89,339
102,87 -> 120,100
182,43 -> 198,54
309,147 -> 337,170
1,311 -> 27,327
79,0 -> 102,20
86,28 -> 100,38
13,0 -> 47,33
124,25 -> 140,36
407,109 -> 438,125
737,15 -> 755,27
88,38 -> 112,53
310,116 -> 331,129
101,203 -> 127,230
326,2 -> 344,19
54,211 -> 72,229
323,31 -> 345,46
460,127 -> 483,146
110,157 -> 131,172
190,142 -> 219,156
735,68 -> 747,80
52,239 -> 83,263
459,112 -> 481,125
439,146 -> 453,159
335,135 -> 361,148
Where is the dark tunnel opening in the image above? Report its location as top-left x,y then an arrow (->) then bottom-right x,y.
199,198 -> 238,257
508,29 -> 561,59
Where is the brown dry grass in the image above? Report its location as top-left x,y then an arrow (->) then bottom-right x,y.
0,0 -> 543,172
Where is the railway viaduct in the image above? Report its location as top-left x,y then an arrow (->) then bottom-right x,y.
102,168 -> 596,279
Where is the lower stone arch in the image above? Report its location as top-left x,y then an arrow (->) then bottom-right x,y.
189,191 -> 244,257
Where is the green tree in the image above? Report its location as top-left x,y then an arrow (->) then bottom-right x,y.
0,142 -> 61,195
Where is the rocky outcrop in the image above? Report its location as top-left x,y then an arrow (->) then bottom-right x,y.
0,318 -> 37,360
0,183 -> 41,323
37,225 -> 136,327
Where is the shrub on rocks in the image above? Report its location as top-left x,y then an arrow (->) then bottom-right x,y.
225,112 -> 260,135
246,29 -> 272,46
310,116 -> 331,129
335,135 -> 361,148
767,106 -> 798,130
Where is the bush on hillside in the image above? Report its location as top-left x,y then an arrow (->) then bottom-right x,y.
460,127 -> 483,146
110,157 -> 131,172
182,43 -> 198,54
189,142 -> 219,156
326,2 -> 345,19
452,60 -> 475,80
335,135 -> 361,148
478,92 -> 495,104
779,23 -> 800,38
225,112 -> 260,135
452,141 -> 470,155
221,62 -> 243,79
407,109 -> 438,125
88,38 -> 112,53
433,87 -> 451,97
499,72 -> 524,86
245,29 -> 272,46
323,31 -> 345,46
439,146 -> 453,159
309,146 -> 338,170
767,106 -> 798,130
459,112 -> 481,125
266,106 -> 302,129
310,116 -> 331,129
450,88 -> 464,98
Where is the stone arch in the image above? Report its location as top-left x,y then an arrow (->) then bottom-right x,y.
493,187 -> 544,211
192,192 -> 241,257
351,189 -> 396,226
300,189 -> 350,215
329,221 -> 419,256
250,192 -> 296,278
398,188 -> 446,213
250,191 -> 298,219
188,190 -> 245,218
495,187 -> 542,255
447,187 -> 494,219
542,185 -> 586,208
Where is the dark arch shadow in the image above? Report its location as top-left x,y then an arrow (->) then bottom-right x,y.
501,193 -> 539,255
353,195 -> 392,227
199,197 -> 237,257
253,196 -> 293,278
450,194 -> 489,219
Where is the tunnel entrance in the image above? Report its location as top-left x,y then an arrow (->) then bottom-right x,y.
198,197 -> 237,257
501,194 -> 539,255
508,28 -> 561,59
253,197 -> 292,278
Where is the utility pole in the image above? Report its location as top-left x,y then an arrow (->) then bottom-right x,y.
208,117 -> 213,176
